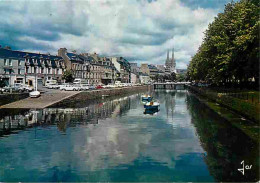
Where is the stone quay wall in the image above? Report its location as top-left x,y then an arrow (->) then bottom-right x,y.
51,85 -> 150,107
0,93 -> 29,106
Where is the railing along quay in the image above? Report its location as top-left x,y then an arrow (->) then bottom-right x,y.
153,82 -> 190,90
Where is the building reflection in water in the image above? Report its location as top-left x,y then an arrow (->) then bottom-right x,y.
0,94 -> 139,136
154,89 -> 187,120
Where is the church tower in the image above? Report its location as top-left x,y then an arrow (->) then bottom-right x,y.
165,47 -> 176,73
171,47 -> 176,73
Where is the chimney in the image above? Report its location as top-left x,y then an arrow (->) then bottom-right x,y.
58,48 -> 67,57
58,48 -> 71,70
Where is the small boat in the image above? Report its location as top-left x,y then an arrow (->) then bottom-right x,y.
144,108 -> 159,115
141,94 -> 152,102
144,101 -> 160,110
29,91 -> 41,98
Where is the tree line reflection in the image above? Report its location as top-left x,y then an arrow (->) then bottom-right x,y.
186,93 -> 259,182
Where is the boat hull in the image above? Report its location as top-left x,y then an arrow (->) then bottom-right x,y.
144,108 -> 159,115
144,105 -> 159,110
144,102 -> 160,110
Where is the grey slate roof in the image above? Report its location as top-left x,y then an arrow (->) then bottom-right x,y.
0,48 -> 63,68
0,48 -> 62,60
148,64 -> 157,70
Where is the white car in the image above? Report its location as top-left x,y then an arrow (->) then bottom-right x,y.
47,84 -> 60,89
21,84 -> 34,92
106,84 -> 116,88
79,84 -> 89,91
59,83 -> 70,90
60,85 -> 80,91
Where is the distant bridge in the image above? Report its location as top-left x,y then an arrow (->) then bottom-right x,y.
153,82 -> 190,90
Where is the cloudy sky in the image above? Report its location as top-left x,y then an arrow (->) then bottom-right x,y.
0,0 -> 234,69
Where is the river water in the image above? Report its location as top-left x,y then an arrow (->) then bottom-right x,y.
0,90 -> 258,182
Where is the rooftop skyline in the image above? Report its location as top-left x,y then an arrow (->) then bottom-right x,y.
0,0 -> 236,69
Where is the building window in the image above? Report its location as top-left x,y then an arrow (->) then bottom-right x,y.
4,59 -> 7,65
48,68 -> 51,74
18,60 -> 22,66
57,69 -> 59,74
9,69 -> 12,74
18,69 -> 21,75
34,67 -> 37,73
9,59 -> 12,66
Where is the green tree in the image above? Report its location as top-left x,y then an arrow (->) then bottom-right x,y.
170,72 -> 176,81
62,70 -> 74,83
187,0 -> 259,88
176,73 -> 186,82
154,74 -> 160,82
0,79 -> 6,87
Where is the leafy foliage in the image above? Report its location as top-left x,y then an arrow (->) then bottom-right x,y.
62,70 -> 74,83
176,73 -> 186,82
0,79 -> 7,87
187,0 -> 259,88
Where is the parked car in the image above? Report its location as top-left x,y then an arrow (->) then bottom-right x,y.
102,85 -> 109,89
106,84 -> 116,88
45,80 -> 57,87
21,84 -> 34,92
79,84 -> 89,91
89,85 -> 96,90
47,83 -> 60,89
73,78 -> 88,85
4,84 -> 24,92
96,85 -> 103,89
59,83 -> 69,90
14,83 -> 25,92
60,85 -> 80,91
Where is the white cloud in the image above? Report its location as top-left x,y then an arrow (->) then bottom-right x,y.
0,0 -> 222,69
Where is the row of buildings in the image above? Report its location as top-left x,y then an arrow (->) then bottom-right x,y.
0,47 -> 131,87
0,46 -> 185,87
130,47 -> 187,83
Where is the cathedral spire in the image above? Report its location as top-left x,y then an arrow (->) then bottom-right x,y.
172,47 -> 174,61
167,49 -> 169,60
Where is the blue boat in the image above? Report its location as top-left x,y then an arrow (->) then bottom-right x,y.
144,108 -> 159,115
141,95 -> 153,102
144,101 -> 160,110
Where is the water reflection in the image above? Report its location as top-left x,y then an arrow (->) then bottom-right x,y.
0,91 -> 258,182
0,94 -> 136,136
187,93 -> 259,182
